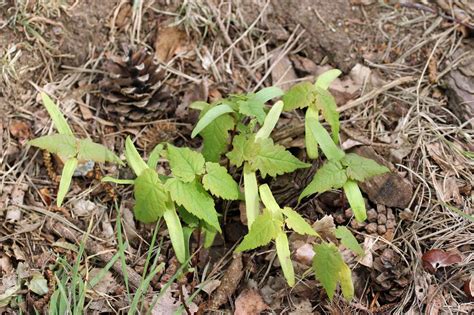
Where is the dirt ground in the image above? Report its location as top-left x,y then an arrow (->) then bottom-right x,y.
0,0 -> 473,314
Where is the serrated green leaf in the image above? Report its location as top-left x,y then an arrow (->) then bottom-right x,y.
101,177 -> 134,185
202,162 -> 240,200
282,82 -> 315,111
305,106 -> 319,159
250,138 -> 310,178
244,164 -> 260,227
147,143 -> 164,169
335,226 -> 364,257
125,137 -> 148,177
201,114 -> 235,162
282,207 -> 317,236
76,138 -> 123,165
167,145 -> 205,182
165,178 -> 221,232
253,86 -> 284,103
192,104 -> 234,138
255,101 -> 284,140
314,87 -> 340,144
339,259 -> 354,301
238,99 -> 266,124
341,153 -> 389,182
163,206 -> 186,263
235,211 -> 282,252
306,118 -> 344,160
343,180 -> 366,222
313,242 -> 353,301
299,160 -> 347,201
57,158 -> 77,206
275,231 -> 295,287
133,169 -> 168,223
226,134 -> 259,167
28,134 -> 77,160
41,92 -> 73,136
315,69 -> 342,90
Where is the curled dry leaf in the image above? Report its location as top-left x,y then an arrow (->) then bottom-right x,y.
234,288 -> 269,315
422,249 -> 463,274
154,26 -> 189,63
463,276 -> 474,300
9,120 -> 31,143
294,243 -> 315,266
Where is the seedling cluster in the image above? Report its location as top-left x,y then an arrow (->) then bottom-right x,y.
30,70 -> 389,301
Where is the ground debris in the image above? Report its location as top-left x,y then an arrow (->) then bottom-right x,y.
234,288 -> 269,315
351,146 -> 413,208
205,253 -> 244,311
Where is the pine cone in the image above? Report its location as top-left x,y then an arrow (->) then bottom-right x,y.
333,204 -> 396,241
369,245 -> 411,303
99,48 -> 174,122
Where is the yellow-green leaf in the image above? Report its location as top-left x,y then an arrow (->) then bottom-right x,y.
255,101 -> 284,140
235,211 -> 282,252
299,160 -> 347,201
167,145 -> 205,183
275,231 -> 295,287
335,226 -> 364,257
343,180 -> 366,222
315,86 -> 340,143
306,118 -> 344,160
244,164 -> 260,227
77,138 -> 123,165
165,178 -> 221,232
41,92 -> 73,136
57,158 -> 78,206
192,104 -> 234,138
305,106 -> 319,159
133,169 -> 168,223
315,69 -> 341,90
125,137 -> 148,177
163,206 -> 186,263
341,153 -> 389,182
202,162 -> 240,200
281,207 -> 317,236
28,134 -> 77,160
313,242 -> 354,301
282,82 -> 315,111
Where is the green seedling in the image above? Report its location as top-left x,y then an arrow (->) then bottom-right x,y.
28,93 -> 123,206
283,69 -> 342,159
192,95 -> 310,227
103,137 -> 240,263
299,117 -> 389,222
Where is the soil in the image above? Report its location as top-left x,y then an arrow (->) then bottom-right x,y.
1,0 -> 473,314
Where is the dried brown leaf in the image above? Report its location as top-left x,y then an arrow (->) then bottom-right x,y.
234,288 -> 269,315
208,253 -> 244,310
154,26 -> 189,63
422,249 -> 463,274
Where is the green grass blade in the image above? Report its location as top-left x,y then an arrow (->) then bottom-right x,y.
343,180 -> 367,222
191,104 -> 234,138
114,201 -> 130,298
88,252 -> 121,288
255,101 -> 284,140
57,158 -> 78,207
243,163 -> 259,227
41,92 -> 73,135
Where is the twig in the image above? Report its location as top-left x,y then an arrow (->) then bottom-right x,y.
205,0 -> 259,84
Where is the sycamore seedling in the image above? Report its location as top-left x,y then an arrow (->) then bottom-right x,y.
235,184 -> 317,287
235,184 -> 364,301
192,92 -> 310,227
298,117 -> 389,222
28,93 -> 123,206
281,69 -> 389,222
103,137 -> 240,263
283,69 -> 342,159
